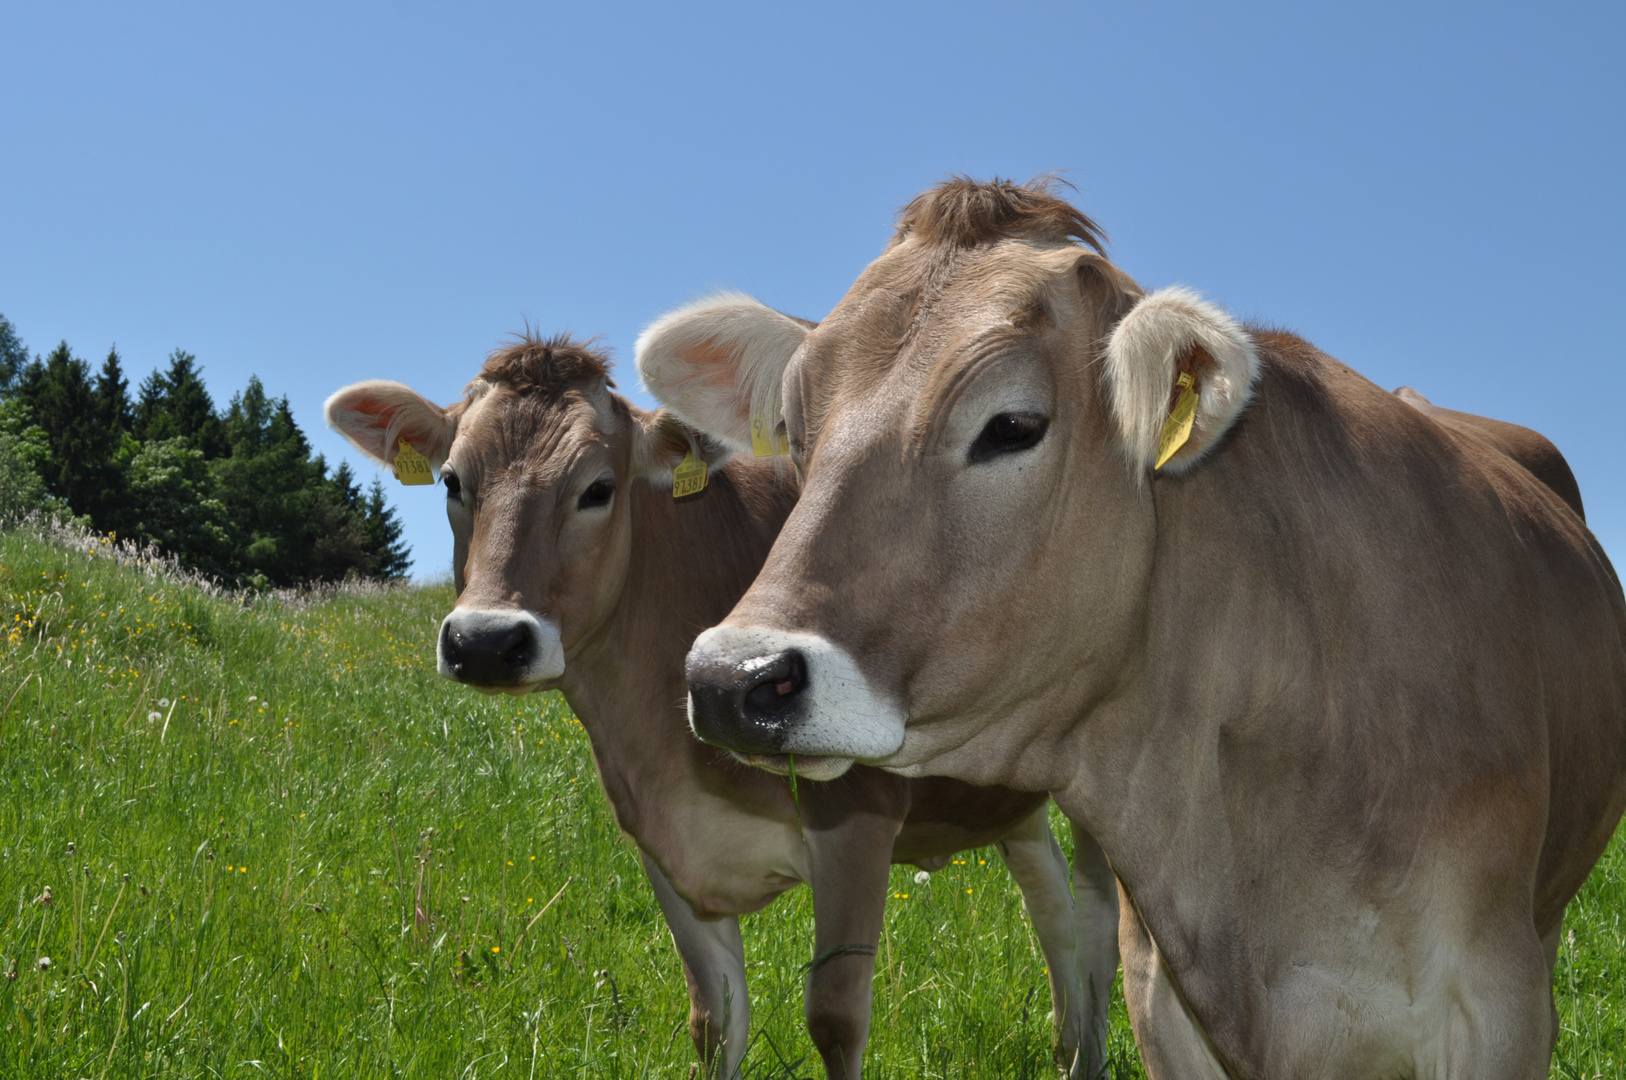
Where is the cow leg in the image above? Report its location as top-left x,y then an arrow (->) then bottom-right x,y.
1428,926 -> 1553,1080
1540,921 -> 1562,1060
996,806 -> 1087,1077
1070,821 -> 1120,1079
802,807 -> 906,1079
642,854 -> 750,1079
1116,880 -> 1231,1080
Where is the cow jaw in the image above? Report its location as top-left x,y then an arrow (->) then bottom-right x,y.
437,608 -> 565,691
685,625 -> 904,771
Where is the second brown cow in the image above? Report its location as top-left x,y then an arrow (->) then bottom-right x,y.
325,335 -> 1120,1079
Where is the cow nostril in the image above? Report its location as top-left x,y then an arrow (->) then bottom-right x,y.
440,613 -> 544,685
740,650 -> 808,720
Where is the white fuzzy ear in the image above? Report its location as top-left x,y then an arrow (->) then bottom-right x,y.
635,292 -> 810,453
324,380 -> 458,474
1103,287 -> 1259,477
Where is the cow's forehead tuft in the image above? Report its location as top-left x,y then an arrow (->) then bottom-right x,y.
477,332 -> 615,398
890,175 -> 1107,255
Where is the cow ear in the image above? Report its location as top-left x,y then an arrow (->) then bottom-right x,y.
636,293 -> 811,453
324,379 -> 458,472
1103,287 -> 1259,477
631,410 -> 735,488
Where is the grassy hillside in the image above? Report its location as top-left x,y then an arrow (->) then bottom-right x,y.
0,522 -> 1620,1078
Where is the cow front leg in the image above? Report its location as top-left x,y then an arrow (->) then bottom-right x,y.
1070,821 -> 1120,1079
998,805 -> 1090,1078
642,854 -> 750,1079
802,809 -> 905,1079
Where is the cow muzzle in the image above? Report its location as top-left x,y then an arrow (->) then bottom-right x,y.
684,626 -> 905,772
438,609 -> 564,691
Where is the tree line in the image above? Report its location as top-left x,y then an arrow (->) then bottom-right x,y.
0,313 -> 409,586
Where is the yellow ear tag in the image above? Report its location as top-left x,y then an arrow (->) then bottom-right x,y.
750,414 -> 791,457
672,447 -> 709,499
1153,372 -> 1200,470
393,439 -> 435,485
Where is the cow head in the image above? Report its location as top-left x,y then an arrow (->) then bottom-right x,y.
639,179 -> 1258,778
327,334 -> 728,695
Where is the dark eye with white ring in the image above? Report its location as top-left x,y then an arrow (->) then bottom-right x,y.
443,468 -> 462,501
577,477 -> 615,510
969,412 -> 1048,464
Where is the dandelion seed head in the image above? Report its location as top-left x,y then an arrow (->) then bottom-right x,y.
914,870 -> 930,885
147,711 -> 161,722
158,698 -> 170,708
37,957 -> 50,970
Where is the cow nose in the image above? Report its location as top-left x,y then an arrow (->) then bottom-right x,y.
687,648 -> 808,755
439,610 -> 543,687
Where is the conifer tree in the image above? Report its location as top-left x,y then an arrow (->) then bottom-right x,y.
363,478 -> 411,579
0,314 -> 27,394
134,350 -> 224,455
0,320 -> 412,584
95,347 -> 133,435
12,342 -> 120,517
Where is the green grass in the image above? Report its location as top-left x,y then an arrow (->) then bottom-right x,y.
0,523 -> 1620,1078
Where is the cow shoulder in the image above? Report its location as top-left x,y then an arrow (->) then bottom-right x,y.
1391,386 -> 1584,521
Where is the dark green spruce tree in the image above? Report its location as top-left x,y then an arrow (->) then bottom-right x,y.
0,322 -> 411,584
0,314 -> 28,394
134,350 -> 225,456
11,342 -> 128,521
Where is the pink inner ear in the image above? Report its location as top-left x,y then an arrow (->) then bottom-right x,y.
677,339 -> 745,389
333,391 -> 447,464
669,339 -> 751,428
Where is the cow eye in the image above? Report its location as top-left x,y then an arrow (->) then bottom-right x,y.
577,477 -> 615,510
969,412 -> 1048,463
442,468 -> 462,501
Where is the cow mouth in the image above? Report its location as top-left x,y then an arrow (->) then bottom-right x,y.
468,680 -> 556,697
732,751 -> 855,782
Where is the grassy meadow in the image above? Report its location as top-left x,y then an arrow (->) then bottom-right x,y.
0,522 -> 1621,1078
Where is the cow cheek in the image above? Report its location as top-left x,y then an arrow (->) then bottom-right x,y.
558,508 -> 634,647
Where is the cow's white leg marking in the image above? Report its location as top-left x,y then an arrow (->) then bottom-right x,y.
998,806 -> 1090,1077
642,854 -> 749,1079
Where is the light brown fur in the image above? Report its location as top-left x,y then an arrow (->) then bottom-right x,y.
327,337 -> 1112,1079
646,180 -> 1626,1078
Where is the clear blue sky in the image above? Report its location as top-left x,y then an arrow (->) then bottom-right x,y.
4,2 -> 1622,577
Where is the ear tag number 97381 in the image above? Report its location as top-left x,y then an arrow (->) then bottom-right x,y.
672,447 -> 709,499
750,414 -> 791,457
393,439 -> 435,485
1154,372 -> 1199,471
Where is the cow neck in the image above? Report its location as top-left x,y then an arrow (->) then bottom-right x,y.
554,457 -> 798,851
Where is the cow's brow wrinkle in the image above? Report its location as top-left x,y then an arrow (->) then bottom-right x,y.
913,339 -> 1033,450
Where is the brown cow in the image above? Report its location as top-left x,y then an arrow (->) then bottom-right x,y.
324,335 -> 1120,1079
637,179 -> 1626,1077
